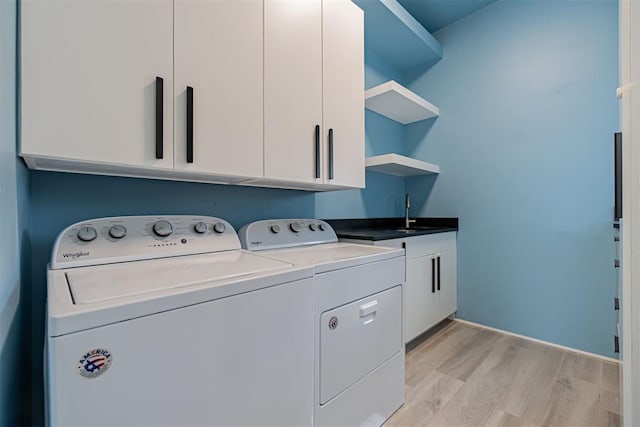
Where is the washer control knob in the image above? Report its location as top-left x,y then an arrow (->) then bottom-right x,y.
318,223 -> 326,231
194,221 -> 208,234
153,220 -> 173,237
289,222 -> 302,233
309,223 -> 317,231
270,224 -> 281,234
77,226 -> 97,242
213,222 -> 226,234
109,225 -> 127,239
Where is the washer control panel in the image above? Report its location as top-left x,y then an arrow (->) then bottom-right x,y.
51,215 -> 240,269
239,219 -> 337,251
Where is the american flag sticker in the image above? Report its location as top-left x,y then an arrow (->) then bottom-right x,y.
78,348 -> 113,379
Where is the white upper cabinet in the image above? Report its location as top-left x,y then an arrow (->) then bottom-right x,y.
174,0 -> 263,180
21,0 -> 174,171
21,0 -> 364,191
264,0 -> 364,189
264,0 -> 324,185
322,0 -> 365,188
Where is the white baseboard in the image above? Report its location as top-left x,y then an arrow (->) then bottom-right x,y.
454,318 -> 621,364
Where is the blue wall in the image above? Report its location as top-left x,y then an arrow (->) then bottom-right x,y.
0,0 -> 28,424
404,0 -> 619,356
18,0 -> 620,422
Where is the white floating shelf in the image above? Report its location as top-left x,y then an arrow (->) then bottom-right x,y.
365,154 -> 439,176
365,80 -> 439,124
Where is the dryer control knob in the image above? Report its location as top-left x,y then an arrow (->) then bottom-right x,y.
153,220 -> 173,237
270,224 -> 281,234
289,222 -> 302,233
194,221 -> 208,234
318,223 -> 326,231
77,226 -> 97,242
213,222 -> 226,234
309,223 -> 317,231
109,224 -> 127,239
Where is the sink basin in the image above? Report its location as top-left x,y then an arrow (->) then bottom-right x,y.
388,226 -> 439,233
377,227 -> 435,234
341,226 -> 450,237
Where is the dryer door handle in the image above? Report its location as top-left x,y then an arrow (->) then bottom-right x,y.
359,300 -> 378,317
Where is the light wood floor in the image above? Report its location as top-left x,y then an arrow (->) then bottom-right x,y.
385,320 -> 621,427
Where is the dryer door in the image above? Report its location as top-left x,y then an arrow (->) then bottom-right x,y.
319,285 -> 402,405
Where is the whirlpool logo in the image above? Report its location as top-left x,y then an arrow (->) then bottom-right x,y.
62,251 -> 90,259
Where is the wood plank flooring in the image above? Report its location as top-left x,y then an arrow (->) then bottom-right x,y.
385,321 -> 621,427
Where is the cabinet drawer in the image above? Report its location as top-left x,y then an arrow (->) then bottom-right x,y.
319,286 -> 402,405
405,232 -> 456,259
374,232 -> 456,259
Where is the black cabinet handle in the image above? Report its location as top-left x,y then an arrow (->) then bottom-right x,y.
614,335 -> 620,353
187,86 -> 194,163
615,132 -> 622,220
431,257 -> 436,293
437,256 -> 441,291
328,128 -> 334,180
155,77 -> 163,159
315,125 -> 320,179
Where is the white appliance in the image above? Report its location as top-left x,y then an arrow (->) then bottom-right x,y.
239,219 -> 406,427
46,215 -> 315,427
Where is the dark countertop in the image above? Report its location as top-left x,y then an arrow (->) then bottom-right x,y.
324,217 -> 458,241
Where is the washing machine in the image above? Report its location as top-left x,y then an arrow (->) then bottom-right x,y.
46,215 -> 315,427
239,219 -> 406,427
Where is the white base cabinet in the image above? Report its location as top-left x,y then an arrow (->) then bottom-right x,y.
343,232 -> 457,343
20,0 -> 364,192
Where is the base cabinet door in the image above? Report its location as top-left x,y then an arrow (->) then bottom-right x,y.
174,0 -> 263,179
405,255 -> 439,343
435,250 -> 457,322
21,0 -> 174,170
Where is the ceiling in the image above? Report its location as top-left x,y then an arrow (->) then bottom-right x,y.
396,0 -> 500,33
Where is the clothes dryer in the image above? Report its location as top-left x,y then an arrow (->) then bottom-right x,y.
239,219 -> 405,427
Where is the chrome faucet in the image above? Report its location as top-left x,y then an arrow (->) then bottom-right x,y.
405,193 -> 416,229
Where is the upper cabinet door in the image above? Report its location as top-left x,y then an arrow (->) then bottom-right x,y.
174,0 -> 263,180
322,0 -> 365,188
264,0 -> 323,184
21,0 -> 174,169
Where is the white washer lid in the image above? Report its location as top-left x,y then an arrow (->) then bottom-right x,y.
66,250 -> 293,304
261,243 -> 403,273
